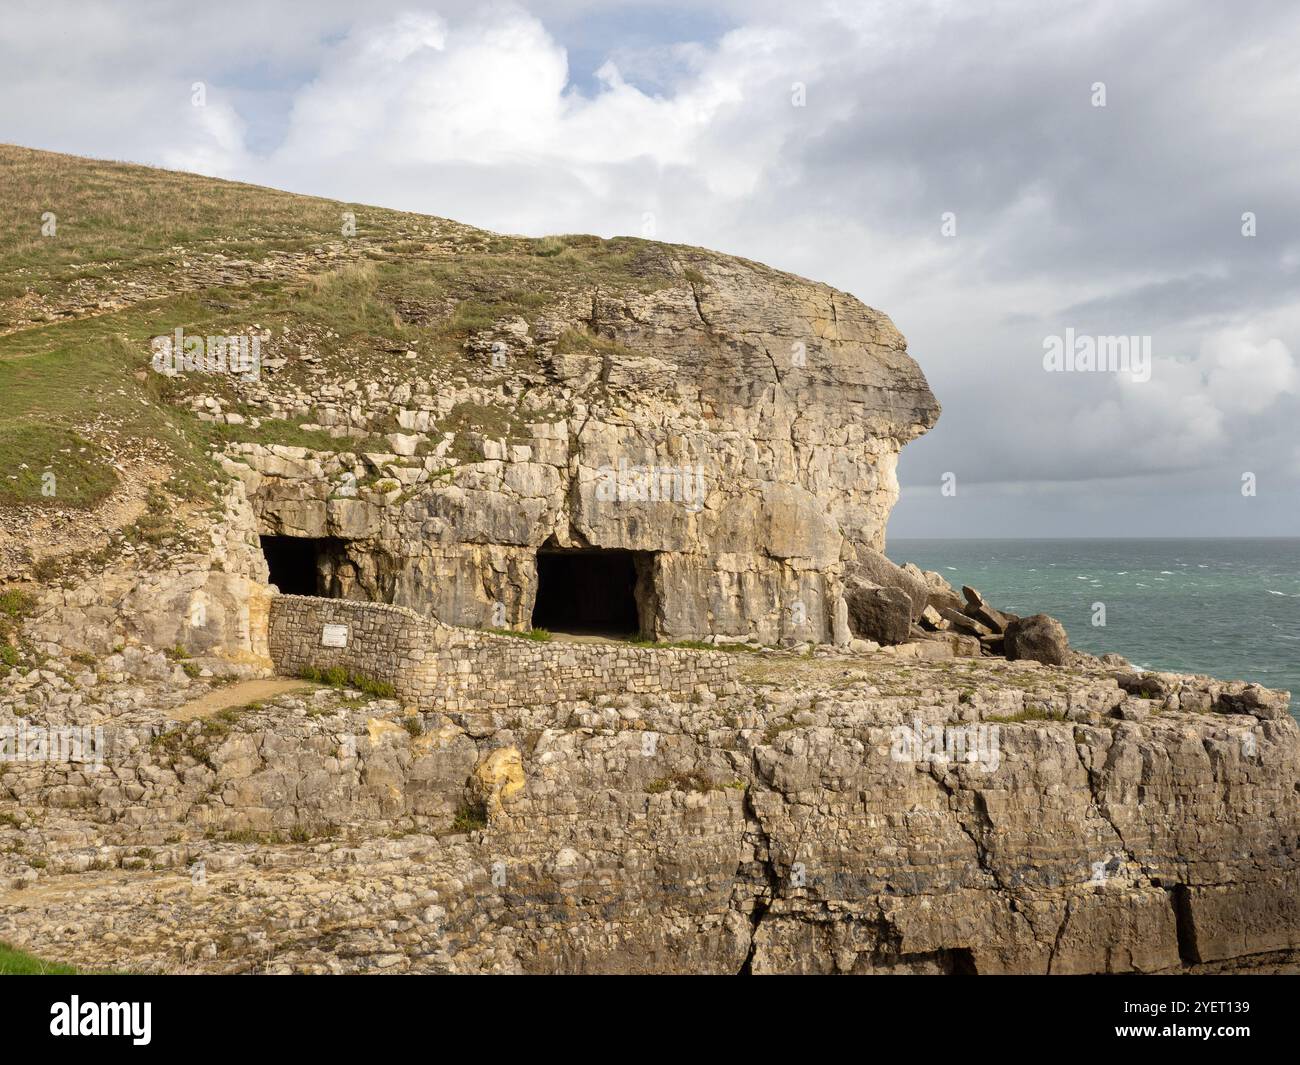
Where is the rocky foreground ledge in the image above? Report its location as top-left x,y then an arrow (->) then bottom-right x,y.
1,643 -> 1296,974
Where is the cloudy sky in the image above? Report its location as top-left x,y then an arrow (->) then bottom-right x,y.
3,0 -> 1298,538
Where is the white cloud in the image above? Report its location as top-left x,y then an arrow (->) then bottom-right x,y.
1203,332 -> 1298,415
3,0 -> 1300,534
253,7 -> 811,213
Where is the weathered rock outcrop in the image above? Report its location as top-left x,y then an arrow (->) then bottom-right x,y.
2,149 -> 1295,978
226,253 -> 939,645
1,648 -> 1295,974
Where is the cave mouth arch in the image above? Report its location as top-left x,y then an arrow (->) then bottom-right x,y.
531,547 -> 653,637
260,535 -> 347,597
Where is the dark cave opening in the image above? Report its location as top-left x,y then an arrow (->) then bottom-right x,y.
260,535 -> 345,597
531,547 -> 651,636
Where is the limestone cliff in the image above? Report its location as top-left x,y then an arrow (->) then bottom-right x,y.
1,147 -> 1296,976
229,247 -> 939,644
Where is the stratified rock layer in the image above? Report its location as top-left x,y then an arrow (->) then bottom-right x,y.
232,252 -> 939,644
2,649 -> 1295,974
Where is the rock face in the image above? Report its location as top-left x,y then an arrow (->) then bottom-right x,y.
1,649 -> 1295,974
2,150 -> 1296,978
231,253 -> 939,644
849,545 -> 931,616
1004,614 -> 1071,666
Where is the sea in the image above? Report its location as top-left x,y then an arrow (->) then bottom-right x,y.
888,538 -> 1299,722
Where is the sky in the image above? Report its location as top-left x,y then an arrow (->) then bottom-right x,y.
2,0 -> 1298,539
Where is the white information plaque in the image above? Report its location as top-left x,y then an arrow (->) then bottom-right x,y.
321,623 -> 349,648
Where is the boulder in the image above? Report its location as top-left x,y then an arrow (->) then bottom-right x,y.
844,580 -> 912,646
919,605 -> 949,630
902,562 -> 964,613
919,631 -> 982,657
1003,614 -> 1070,666
938,606 -> 992,638
960,585 -> 1015,633
850,546 -> 929,618
970,602 -> 1016,633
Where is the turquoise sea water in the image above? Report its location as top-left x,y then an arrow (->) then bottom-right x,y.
889,539 -> 1299,721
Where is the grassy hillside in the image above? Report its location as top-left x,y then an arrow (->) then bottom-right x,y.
0,144 -> 678,523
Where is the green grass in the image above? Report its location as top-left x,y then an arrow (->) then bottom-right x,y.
0,941 -> 83,975
629,636 -> 751,654
298,665 -> 397,699
0,300 -> 231,509
0,425 -> 119,507
450,801 -> 489,833
0,144 -> 436,300
483,627 -> 552,642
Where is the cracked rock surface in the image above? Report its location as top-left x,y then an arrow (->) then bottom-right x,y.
2,649 -> 1295,974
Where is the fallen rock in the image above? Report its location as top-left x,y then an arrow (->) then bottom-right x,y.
1003,614 -> 1070,666
920,631 -> 982,657
904,563 -> 964,613
938,606 -> 993,638
969,602 -> 1016,634
958,585 -> 1016,633
919,605 -> 949,631
851,547 -> 929,617
877,639 -> 954,661
844,581 -> 912,645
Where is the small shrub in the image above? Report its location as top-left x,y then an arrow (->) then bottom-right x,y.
450,801 -> 488,833
0,591 -> 36,618
298,665 -> 395,699
646,769 -> 715,794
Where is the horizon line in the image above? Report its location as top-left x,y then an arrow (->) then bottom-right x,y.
887,535 -> 1300,541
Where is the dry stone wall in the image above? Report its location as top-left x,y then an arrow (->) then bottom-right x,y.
268,595 -> 736,711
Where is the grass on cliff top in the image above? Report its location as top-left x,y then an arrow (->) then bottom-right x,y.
0,143 -> 444,299
0,145 -> 699,513
0,424 -> 119,507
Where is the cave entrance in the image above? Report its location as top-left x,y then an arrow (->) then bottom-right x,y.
531,547 -> 653,637
260,535 -> 346,597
